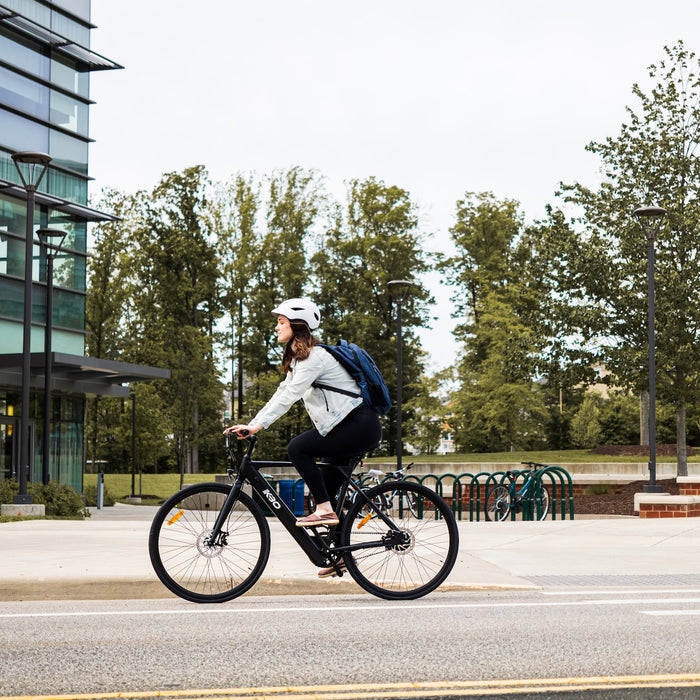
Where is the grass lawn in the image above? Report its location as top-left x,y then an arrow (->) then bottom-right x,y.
84,473 -> 208,506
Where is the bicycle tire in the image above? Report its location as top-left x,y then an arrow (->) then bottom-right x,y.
148,482 -> 270,603
535,484 -> 550,520
485,484 -> 511,521
340,481 -> 459,600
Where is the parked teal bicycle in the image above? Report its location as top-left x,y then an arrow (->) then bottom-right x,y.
484,465 -> 550,521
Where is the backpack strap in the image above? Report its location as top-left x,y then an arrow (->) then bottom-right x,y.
311,381 -> 361,399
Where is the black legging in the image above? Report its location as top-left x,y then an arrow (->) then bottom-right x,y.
287,405 -> 382,506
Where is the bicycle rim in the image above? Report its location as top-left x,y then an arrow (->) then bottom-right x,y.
536,485 -> 550,520
340,481 -> 459,600
148,483 -> 270,603
485,485 -> 511,522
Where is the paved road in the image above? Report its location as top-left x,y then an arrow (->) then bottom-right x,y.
1,588 -> 699,697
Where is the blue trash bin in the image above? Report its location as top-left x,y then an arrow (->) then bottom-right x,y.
278,479 -> 305,516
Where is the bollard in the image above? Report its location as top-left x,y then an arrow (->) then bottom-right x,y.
97,472 -> 104,510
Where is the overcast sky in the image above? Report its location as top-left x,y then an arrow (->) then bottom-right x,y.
88,1 -> 699,371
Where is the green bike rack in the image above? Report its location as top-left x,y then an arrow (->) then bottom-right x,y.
356,463 -> 575,521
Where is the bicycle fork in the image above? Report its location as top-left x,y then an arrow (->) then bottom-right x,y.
206,474 -> 245,547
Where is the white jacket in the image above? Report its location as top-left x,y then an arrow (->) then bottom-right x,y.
250,346 -> 364,437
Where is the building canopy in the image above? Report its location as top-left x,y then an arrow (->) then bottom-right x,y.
0,352 -> 170,397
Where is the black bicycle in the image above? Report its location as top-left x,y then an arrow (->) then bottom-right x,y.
148,434 -> 459,602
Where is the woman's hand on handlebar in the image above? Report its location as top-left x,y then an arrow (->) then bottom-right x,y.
223,423 -> 261,439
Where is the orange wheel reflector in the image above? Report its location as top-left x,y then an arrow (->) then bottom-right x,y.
167,509 -> 185,526
357,512 -> 372,529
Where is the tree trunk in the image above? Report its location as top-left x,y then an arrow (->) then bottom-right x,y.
677,401 -> 688,477
639,392 -> 649,446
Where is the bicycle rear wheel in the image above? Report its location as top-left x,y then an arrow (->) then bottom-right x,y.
149,482 -> 270,603
534,484 -> 550,520
340,481 -> 459,600
485,484 -> 511,521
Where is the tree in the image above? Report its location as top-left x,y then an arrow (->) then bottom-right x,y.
312,177 -> 433,455
570,394 -> 602,449
441,191 -> 522,336
126,166 -> 224,474
450,292 -> 549,452
553,41 -> 700,475
210,174 -> 261,421
403,371 -> 452,455
441,192 -> 549,452
85,190 -> 137,471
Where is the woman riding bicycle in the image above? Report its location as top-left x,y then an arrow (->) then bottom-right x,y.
224,297 -> 382,529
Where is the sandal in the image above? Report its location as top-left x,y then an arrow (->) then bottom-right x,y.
295,512 -> 340,527
318,560 -> 347,578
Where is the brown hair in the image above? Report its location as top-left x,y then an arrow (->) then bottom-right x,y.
282,321 -> 319,373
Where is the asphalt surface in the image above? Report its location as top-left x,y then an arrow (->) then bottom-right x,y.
1,502 -> 699,600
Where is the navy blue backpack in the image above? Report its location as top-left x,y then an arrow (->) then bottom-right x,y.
312,340 -> 392,415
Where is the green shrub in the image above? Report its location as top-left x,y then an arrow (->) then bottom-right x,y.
83,482 -> 116,507
0,478 -> 18,504
0,479 -> 89,519
28,480 -> 90,518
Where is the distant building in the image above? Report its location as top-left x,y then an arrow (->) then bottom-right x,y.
0,1 -> 168,493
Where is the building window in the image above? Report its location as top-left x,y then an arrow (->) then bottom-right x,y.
0,64 -> 49,120
48,129 -> 88,175
0,107 -> 49,152
0,27 -> 50,81
51,55 -> 89,99
50,90 -> 89,136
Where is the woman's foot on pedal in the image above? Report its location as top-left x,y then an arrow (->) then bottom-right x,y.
296,512 -> 340,527
318,560 -> 347,578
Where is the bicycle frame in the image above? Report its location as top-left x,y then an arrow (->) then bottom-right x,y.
209,435 -> 399,568
512,475 -> 534,503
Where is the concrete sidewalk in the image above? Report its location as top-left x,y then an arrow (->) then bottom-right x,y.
1,503 -> 699,600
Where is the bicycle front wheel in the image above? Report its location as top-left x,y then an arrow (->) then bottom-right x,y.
340,481 -> 459,600
148,482 -> 270,603
535,484 -> 550,520
485,484 -> 511,521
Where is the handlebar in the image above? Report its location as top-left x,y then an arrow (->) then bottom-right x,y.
224,431 -> 258,469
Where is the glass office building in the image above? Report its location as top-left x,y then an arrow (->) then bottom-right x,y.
0,1 -> 168,493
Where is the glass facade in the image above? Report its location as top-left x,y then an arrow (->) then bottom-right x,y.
0,390 -> 84,492
0,0 -> 119,493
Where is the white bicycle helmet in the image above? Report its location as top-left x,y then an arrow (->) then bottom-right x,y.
272,297 -> 321,330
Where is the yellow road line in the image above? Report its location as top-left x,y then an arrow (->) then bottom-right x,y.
3,674 -> 700,700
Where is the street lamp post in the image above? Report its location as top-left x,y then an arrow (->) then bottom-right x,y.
37,228 -> 67,486
634,205 -> 667,494
131,390 -> 137,499
388,280 -> 412,470
12,152 -> 51,503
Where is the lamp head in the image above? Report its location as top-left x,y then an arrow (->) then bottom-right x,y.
388,279 -> 413,302
633,206 -> 667,219
36,228 -> 67,254
11,151 -> 52,191
633,206 -> 667,242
